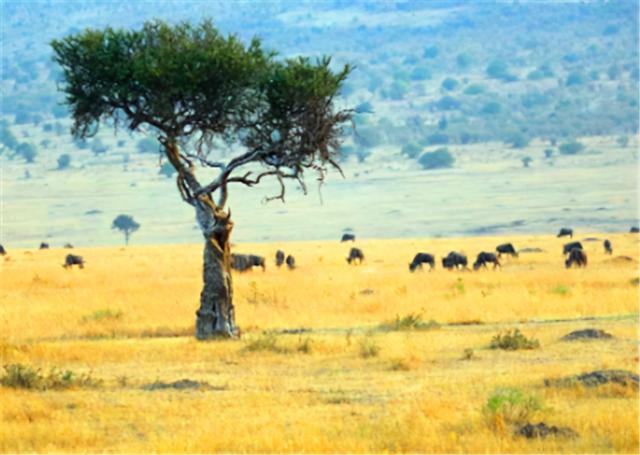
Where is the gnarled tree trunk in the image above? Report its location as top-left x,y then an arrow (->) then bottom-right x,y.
194,204 -> 238,339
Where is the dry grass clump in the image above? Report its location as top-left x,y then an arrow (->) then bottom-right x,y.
490,329 -> 540,350
0,363 -> 102,390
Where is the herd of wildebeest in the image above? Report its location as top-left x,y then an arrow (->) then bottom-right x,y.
1,226 -> 637,273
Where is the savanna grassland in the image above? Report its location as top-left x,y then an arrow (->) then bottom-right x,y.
1,233 -> 638,453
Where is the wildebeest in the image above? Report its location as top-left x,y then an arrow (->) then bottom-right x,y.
409,253 -> 435,272
603,239 -> 612,255
231,254 -> 265,272
473,252 -> 501,270
442,251 -> 468,270
630,226 -> 640,233
346,247 -> 364,265
565,248 -> 587,268
496,243 -> 518,258
0,244 -> 5,255
562,241 -> 583,255
341,233 -> 356,242
275,250 -> 285,267
63,254 -> 84,269
286,255 -> 296,269
557,228 -> 573,238
64,243 -> 74,249
39,242 -> 50,249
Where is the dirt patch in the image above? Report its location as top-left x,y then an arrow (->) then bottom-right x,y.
582,237 -> 600,242
516,422 -> 578,439
545,370 -> 639,389
142,379 -> 224,391
561,328 -> 613,341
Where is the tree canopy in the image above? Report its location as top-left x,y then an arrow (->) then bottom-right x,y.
51,20 -> 352,213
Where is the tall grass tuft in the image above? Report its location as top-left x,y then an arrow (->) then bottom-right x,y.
1,363 -> 102,390
490,329 -> 540,350
379,313 -> 440,332
483,387 -> 545,430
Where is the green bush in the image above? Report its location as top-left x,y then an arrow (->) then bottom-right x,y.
378,313 -> 440,332
559,141 -> 585,155
441,77 -> 459,91
16,142 -> 37,163
484,388 -> 544,428
418,148 -> 454,170
463,84 -> 484,95
490,329 -> 540,350
159,162 -> 176,178
137,137 -> 161,154
401,142 -> 422,159
423,132 -> 449,145
57,153 -> 71,170
1,363 -> 102,390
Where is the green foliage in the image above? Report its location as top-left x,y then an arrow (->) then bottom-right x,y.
159,161 -> 176,178
521,156 -> 533,168
16,142 -> 37,163
401,142 -> 422,159
484,388 -> 544,427
456,53 -> 472,69
112,214 -> 140,244
378,313 -> 440,332
137,137 -> 160,154
245,333 -> 286,353
490,329 -> 540,350
410,66 -> 432,81
0,123 -> 18,150
441,77 -> 459,91
91,138 -> 108,155
481,102 -> 501,115
559,141 -> 585,155
1,363 -> 102,390
423,132 -> 449,145
566,71 -> 586,86
418,148 -> 454,170
296,337 -> 313,354
57,153 -> 71,169
436,96 -> 461,111
507,133 -> 530,149
551,284 -> 570,295
423,45 -> 438,59
463,84 -> 484,95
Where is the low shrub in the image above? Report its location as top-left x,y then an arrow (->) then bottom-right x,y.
379,313 -> 440,332
484,387 -> 544,429
490,329 -> 540,350
1,363 -> 102,390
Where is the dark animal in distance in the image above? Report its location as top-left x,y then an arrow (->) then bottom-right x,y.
286,255 -> 296,269
39,242 -> 50,249
603,239 -> 612,255
275,250 -> 285,267
63,254 -> 84,269
341,233 -> 356,242
473,252 -> 501,270
630,226 -> 640,233
565,248 -> 587,268
442,251 -> 469,270
557,228 -> 573,238
409,253 -> 435,272
64,243 -> 74,249
230,254 -> 265,272
496,243 -> 518,258
0,244 -> 5,255
563,241 -> 583,255
346,247 -> 364,265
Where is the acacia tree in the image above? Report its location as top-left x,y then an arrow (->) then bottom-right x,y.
112,214 -> 140,245
52,20 -> 352,339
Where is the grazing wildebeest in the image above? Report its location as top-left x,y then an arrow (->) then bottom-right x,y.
231,254 -> 265,272
557,228 -> 573,238
64,243 -> 74,249
341,233 -> 356,242
286,255 -> 296,269
442,251 -> 468,270
473,252 -> 501,270
63,254 -> 84,269
275,250 -> 285,267
562,241 -> 583,255
39,242 -> 50,249
0,244 -> 5,255
346,247 -> 364,265
603,239 -> 612,255
565,248 -> 587,268
630,226 -> 640,233
496,243 -> 518,258
409,253 -> 435,272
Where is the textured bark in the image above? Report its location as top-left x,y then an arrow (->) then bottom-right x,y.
195,207 -> 237,339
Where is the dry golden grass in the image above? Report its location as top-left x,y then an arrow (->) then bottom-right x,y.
1,233 -> 638,453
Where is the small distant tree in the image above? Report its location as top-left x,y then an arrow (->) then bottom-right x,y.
521,156 -> 533,168
57,153 -> 71,169
401,142 -> 422,159
159,161 -> 177,178
91,138 -> 108,156
137,137 -> 160,154
418,148 -> 454,170
544,149 -> 554,159
559,141 -> 585,155
0,124 -> 18,150
616,136 -> 629,148
441,77 -> 458,91
112,214 -> 140,245
16,143 -> 37,163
